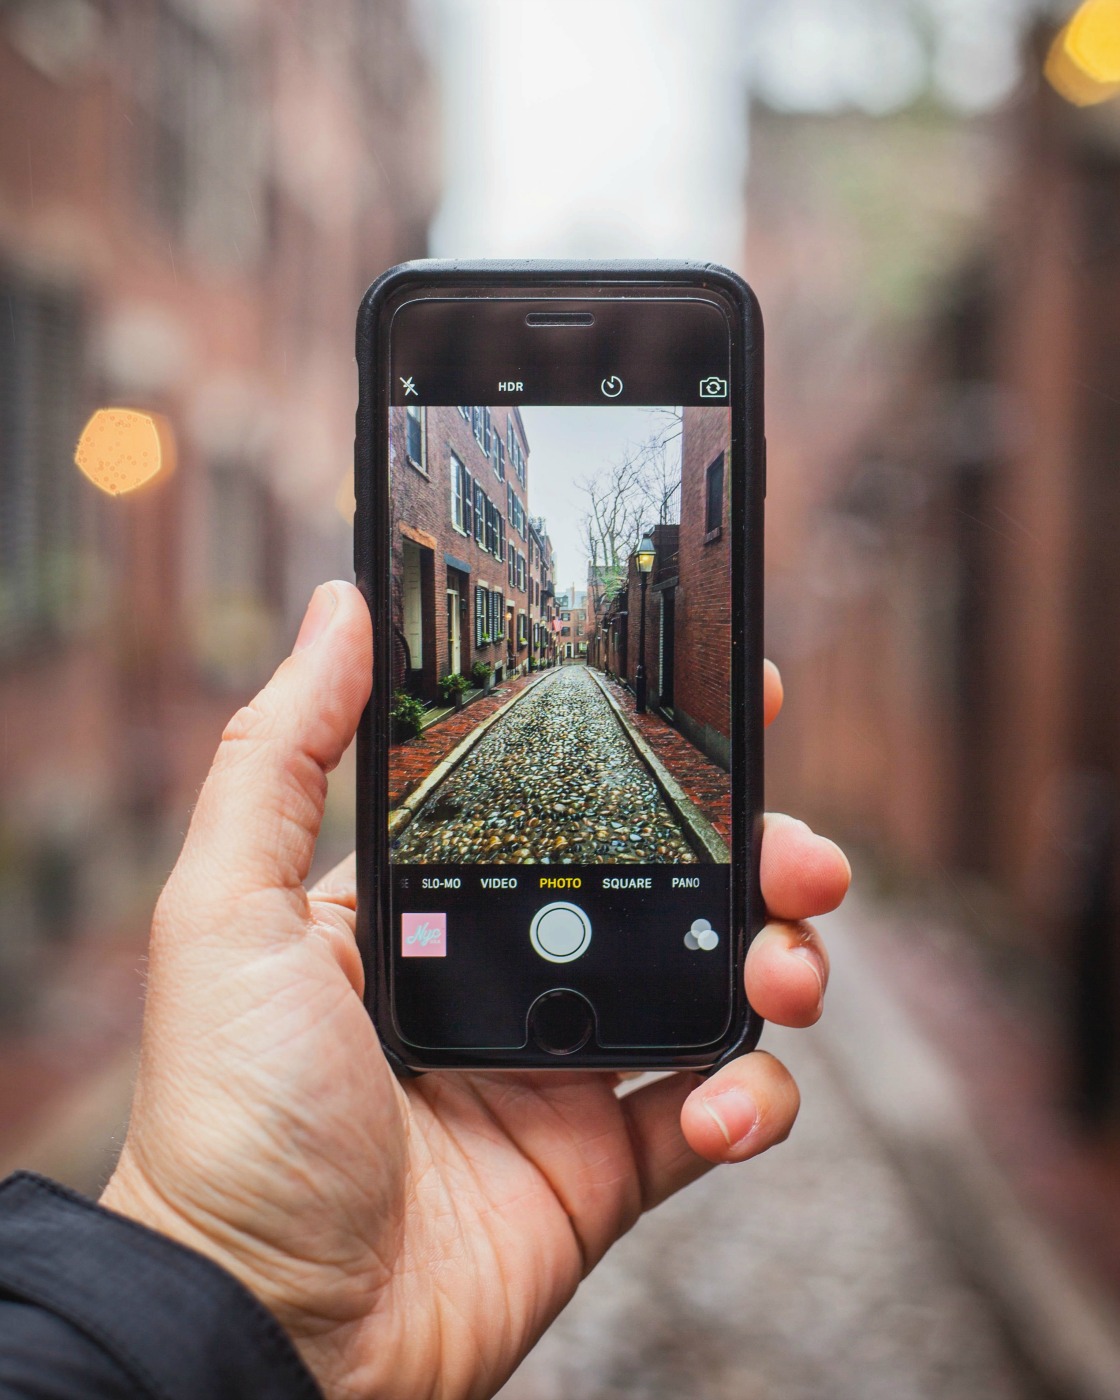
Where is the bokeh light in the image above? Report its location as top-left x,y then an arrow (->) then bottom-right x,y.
73,407 -> 174,496
1046,0 -> 1120,106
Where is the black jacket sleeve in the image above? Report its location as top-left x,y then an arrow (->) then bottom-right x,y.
0,1172 -> 323,1399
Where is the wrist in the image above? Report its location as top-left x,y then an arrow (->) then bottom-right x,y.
101,1154 -> 348,1396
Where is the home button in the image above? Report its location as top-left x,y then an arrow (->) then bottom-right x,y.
528,989 -> 595,1056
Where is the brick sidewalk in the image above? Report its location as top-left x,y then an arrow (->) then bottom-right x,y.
596,673 -> 731,843
389,671 -> 541,807
852,893 -> 1120,1301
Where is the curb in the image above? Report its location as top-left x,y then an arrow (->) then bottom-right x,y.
815,897 -> 1120,1400
585,668 -> 730,864
388,670 -> 555,838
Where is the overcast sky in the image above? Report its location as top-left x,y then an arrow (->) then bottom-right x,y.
519,405 -> 679,596
425,0 -> 750,263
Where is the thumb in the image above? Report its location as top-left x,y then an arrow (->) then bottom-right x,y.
168,580 -> 371,913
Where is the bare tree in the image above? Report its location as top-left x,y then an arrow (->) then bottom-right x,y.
579,410 -> 683,603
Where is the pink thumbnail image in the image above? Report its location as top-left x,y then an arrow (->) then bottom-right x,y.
402,912 -> 447,957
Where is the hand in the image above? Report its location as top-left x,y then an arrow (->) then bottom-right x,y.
102,581 -> 849,1400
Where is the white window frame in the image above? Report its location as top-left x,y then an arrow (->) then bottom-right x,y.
450,451 -> 466,533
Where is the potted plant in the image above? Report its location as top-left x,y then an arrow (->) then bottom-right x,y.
438,672 -> 470,709
390,690 -> 425,742
470,659 -> 493,693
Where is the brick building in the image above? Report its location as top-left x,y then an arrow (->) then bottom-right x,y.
590,409 -> 731,769
528,517 -> 558,668
554,589 -> 587,659
667,408 -> 732,769
747,43 -> 1120,1118
390,405 -> 536,700
0,0 -> 436,1014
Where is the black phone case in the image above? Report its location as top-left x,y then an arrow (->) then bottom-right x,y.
354,260 -> 765,1074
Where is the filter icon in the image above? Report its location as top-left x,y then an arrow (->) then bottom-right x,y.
684,918 -> 719,952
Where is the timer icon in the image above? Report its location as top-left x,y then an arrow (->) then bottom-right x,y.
600,375 -> 623,398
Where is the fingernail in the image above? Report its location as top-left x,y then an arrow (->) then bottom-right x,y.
792,945 -> 826,1013
830,841 -> 853,882
293,583 -> 339,653
700,1090 -> 758,1149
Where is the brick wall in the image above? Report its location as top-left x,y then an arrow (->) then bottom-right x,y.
673,407 -> 732,768
390,405 -> 533,699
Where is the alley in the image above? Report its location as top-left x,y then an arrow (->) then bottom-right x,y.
496,1017 -> 1042,1400
391,665 -> 699,864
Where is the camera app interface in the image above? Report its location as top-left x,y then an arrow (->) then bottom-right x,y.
386,306 -> 735,1050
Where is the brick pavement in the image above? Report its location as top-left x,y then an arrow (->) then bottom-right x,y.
389,671 -> 541,807
596,673 -> 731,844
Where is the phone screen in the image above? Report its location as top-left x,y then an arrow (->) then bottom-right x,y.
382,294 -> 740,1053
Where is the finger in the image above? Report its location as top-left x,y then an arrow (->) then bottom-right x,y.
763,659 -> 783,727
618,1071 -> 712,1213
745,920 -> 827,1027
680,1051 -> 800,1164
168,582 -> 372,915
309,851 -> 357,910
760,812 -> 850,920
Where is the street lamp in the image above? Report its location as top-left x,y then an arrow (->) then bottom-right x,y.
634,532 -> 655,713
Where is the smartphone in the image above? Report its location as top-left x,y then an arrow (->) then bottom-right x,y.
354,261 -> 765,1073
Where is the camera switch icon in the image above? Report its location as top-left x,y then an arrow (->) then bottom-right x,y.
699,376 -> 727,398
684,918 -> 719,951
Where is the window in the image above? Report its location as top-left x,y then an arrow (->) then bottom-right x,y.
450,453 -> 467,533
507,419 -> 514,458
474,482 -> 486,546
518,612 -> 527,645
482,406 -> 491,456
506,487 -> 525,538
490,591 -> 504,645
497,512 -> 505,563
485,499 -> 498,556
705,453 -> 725,535
508,551 -> 515,590
493,436 -> 504,480
0,272 -> 84,655
458,405 -> 470,420
475,586 -> 489,646
405,404 -> 424,470
471,406 -> 482,446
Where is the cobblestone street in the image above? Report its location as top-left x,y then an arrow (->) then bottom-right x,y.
497,1020 -> 1043,1400
391,666 -> 698,864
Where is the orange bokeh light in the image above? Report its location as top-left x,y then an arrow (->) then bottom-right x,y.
74,408 -> 175,496
1046,0 -> 1120,106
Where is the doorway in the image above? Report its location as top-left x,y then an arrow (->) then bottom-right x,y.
446,582 -> 461,675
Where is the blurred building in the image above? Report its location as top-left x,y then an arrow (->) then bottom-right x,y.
751,36 -> 1120,1124
0,0 -> 437,1027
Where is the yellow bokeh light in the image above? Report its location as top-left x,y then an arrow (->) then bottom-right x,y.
1067,0 -> 1120,82
74,408 -> 174,495
1046,0 -> 1120,106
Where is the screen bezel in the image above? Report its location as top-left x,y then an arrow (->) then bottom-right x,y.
355,261 -> 764,1073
